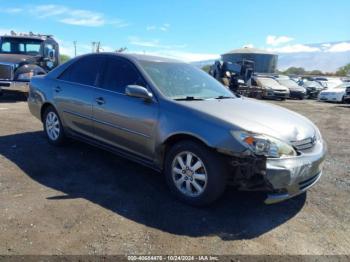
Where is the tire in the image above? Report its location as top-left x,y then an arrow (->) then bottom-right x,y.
22,92 -> 28,101
164,140 -> 228,206
43,106 -> 66,146
256,90 -> 264,100
341,96 -> 345,104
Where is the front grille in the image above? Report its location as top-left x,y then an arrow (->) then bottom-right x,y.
0,63 -> 13,80
291,136 -> 316,151
346,87 -> 350,95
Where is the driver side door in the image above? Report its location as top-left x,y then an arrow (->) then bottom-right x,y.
92,56 -> 159,160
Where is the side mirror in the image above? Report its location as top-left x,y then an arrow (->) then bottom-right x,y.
44,48 -> 55,62
48,49 -> 55,61
125,85 -> 153,101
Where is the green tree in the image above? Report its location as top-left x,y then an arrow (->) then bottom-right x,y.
283,67 -> 306,75
336,63 -> 350,76
309,70 -> 324,75
60,54 -> 71,63
202,65 -> 211,73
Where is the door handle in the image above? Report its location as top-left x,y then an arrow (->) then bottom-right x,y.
95,97 -> 105,105
54,86 -> 61,93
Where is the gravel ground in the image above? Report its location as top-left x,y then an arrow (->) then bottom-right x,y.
0,94 -> 349,255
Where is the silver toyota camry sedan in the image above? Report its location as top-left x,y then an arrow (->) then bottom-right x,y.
28,53 -> 327,206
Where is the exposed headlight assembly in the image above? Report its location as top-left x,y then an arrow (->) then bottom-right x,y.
17,71 -> 34,81
232,131 -> 297,158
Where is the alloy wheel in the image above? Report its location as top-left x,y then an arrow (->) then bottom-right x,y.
171,151 -> 208,197
45,111 -> 60,141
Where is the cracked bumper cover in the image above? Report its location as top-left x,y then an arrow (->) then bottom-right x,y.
264,139 -> 327,204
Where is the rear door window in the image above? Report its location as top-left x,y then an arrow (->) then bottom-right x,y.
59,55 -> 104,86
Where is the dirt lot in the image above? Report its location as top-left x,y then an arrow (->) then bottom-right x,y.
0,93 -> 349,255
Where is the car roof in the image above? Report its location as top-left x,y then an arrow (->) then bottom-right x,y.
92,52 -> 184,63
254,76 -> 275,80
46,52 -> 186,80
0,35 -> 48,41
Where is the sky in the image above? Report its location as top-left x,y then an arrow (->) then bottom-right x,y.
0,0 -> 349,62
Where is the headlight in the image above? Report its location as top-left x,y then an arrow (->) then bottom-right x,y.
232,131 -> 297,158
17,71 -> 34,81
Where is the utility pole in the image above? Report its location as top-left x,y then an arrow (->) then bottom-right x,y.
73,41 -> 77,57
96,42 -> 101,53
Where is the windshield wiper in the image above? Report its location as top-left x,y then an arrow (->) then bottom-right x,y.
174,96 -> 204,101
214,95 -> 234,99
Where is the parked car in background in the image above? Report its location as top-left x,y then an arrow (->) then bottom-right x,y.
344,85 -> 350,103
318,83 -> 350,103
276,78 -> 306,99
302,81 -> 324,99
0,32 -> 60,97
251,76 -> 289,100
317,78 -> 343,89
28,53 -> 326,206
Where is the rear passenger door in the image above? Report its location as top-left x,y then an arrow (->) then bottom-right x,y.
55,55 -> 104,138
92,56 -> 159,160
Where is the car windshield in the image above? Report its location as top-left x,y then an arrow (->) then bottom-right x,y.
139,61 -> 235,100
257,77 -> 280,87
304,81 -> 322,88
0,38 -> 42,55
277,79 -> 299,87
334,83 -> 349,89
325,80 -> 343,89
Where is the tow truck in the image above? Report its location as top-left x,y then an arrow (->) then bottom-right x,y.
0,31 -> 60,97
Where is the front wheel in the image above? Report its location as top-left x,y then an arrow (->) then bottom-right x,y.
43,106 -> 66,146
164,140 -> 228,206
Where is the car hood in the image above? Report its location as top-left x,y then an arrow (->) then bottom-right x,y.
178,98 -> 316,142
320,88 -> 345,94
263,84 -> 289,91
0,53 -> 36,65
287,85 -> 305,92
305,86 -> 324,91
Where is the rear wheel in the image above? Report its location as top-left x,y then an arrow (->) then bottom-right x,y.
43,106 -> 66,146
22,92 -> 28,101
341,95 -> 345,104
164,140 -> 228,206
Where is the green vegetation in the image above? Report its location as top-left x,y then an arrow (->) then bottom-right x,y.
60,54 -> 71,63
336,63 -> 350,76
282,67 -> 306,75
281,63 -> 350,76
201,65 -> 211,73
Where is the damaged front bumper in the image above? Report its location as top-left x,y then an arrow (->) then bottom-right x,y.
264,139 -> 327,204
